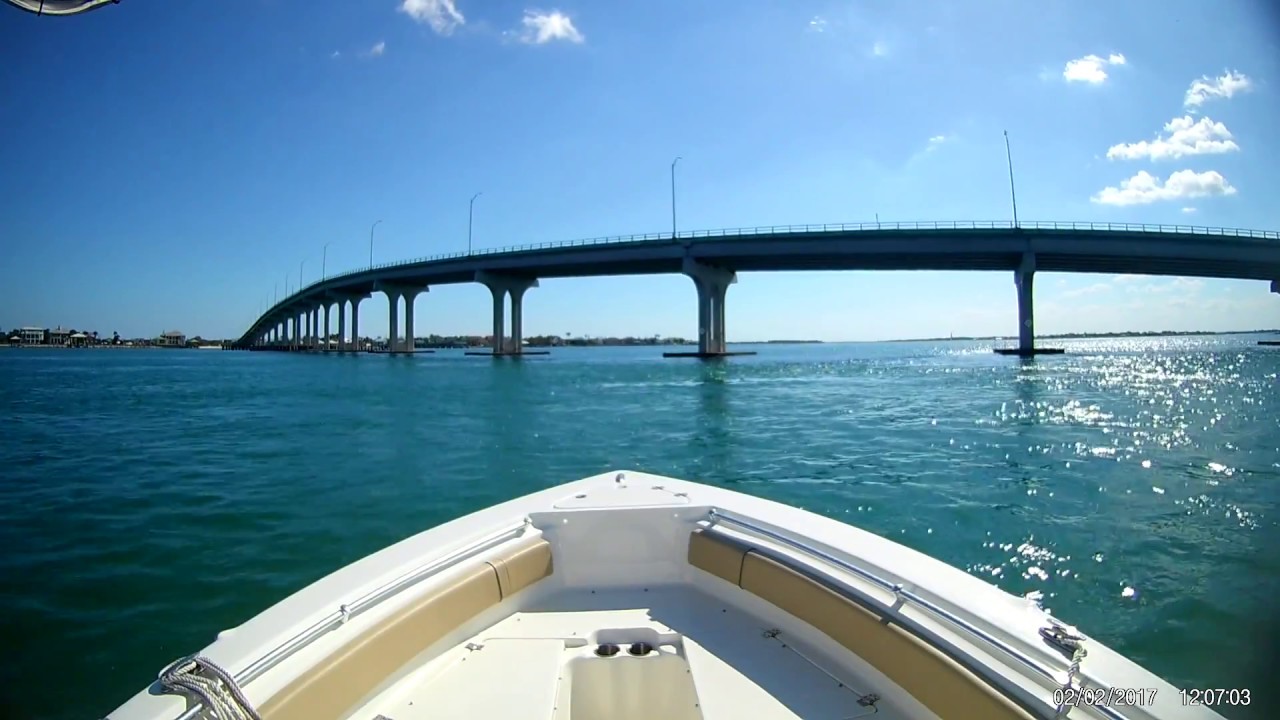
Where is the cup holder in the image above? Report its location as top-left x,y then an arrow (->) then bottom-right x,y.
627,642 -> 654,657
594,643 -> 620,657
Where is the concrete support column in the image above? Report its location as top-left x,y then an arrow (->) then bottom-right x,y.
322,303 -> 331,352
1015,253 -> 1036,353
403,290 -> 420,352
351,299 -> 361,352
490,286 -> 505,353
1271,280 -> 1279,294
683,258 -> 737,355
387,291 -> 399,354
695,281 -> 712,354
476,272 -> 538,354
290,315 -> 298,351
337,300 -> 347,352
510,285 -> 531,353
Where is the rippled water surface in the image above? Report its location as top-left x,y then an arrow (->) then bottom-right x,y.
2,337 -> 1278,719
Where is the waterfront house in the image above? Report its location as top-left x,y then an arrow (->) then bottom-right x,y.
48,327 -> 71,346
69,332 -> 89,348
156,330 -> 186,347
20,327 -> 47,345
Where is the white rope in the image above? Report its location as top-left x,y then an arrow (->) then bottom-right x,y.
159,655 -> 262,720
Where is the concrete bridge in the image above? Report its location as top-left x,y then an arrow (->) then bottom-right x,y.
233,220 -> 1280,357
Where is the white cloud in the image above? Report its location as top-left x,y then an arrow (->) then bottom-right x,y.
926,135 -> 948,151
368,41 -> 386,57
1061,282 -> 1114,299
1185,71 -> 1252,109
331,50 -> 341,59
1106,116 -> 1239,161
1121,277 -> 1206,295
1181,206 -> 1197,214
399,0 -> 465,35
808,16 -> 827,33
514,9 -> 584,44
1062,53 -> 1126,84
1091,169 -> 1237,206
872,40 -> 889,57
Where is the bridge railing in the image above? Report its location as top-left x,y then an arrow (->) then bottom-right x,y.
249,220 -> 1280,338
354,220 -> 1280,278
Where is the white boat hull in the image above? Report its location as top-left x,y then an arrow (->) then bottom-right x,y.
106,470 -> 1226,720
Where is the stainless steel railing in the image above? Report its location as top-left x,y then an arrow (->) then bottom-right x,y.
706,507 -> 1131,720
162,518 -> 531,720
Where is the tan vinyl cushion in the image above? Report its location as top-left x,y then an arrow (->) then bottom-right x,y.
488,539 -> 554,598
260,539 -> 554,720
687,528 -> 750,585
739,551 -> 1033,720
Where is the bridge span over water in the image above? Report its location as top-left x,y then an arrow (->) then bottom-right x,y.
234,220 -> 1280,357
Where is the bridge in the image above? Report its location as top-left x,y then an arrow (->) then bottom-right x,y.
233,220 -> 1280,357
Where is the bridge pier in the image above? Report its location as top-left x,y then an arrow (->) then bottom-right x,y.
375,284 -> 428,353
401,287 -> 426,352
350,298 -> 360,352
471,272 -> 545,356
330,293 -> 368,353
1272,280 -> 1279,294
335,300 -> 346,352
321,302 -> 332,351
994,254 -> 1063,357
665,259 -> 755,359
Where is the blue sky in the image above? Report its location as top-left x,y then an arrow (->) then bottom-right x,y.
2,0 -> 1278,341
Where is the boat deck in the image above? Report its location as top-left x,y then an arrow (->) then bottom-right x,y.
357,586 -> 908,720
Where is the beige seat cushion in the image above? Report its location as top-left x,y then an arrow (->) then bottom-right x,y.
490,538 -> 554,598
260,538 -> 554,720
687,528 -> 752,585
689,530 -> 1033,720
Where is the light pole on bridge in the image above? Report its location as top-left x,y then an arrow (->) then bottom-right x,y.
299,259 -> 306,290
671,156 -> 682,239
469,192 -> 482,254
369,219 -> 382,270
1004,130 -> 1019,228
322,242 -> 331,281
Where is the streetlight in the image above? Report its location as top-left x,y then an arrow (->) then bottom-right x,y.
299,259 -> 305,289
322,241 -> 331,280
468,192 -> 482,254
369,219 -> 382,269
671,156 -> 682,238
1003,130 -> 1019,227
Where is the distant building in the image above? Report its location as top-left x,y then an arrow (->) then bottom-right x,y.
69,332 -> 89,348
48,327 -> 71,346
20,327 -> 47,345
156,330 -> 186,347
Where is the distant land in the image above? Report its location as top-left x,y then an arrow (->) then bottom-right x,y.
884,329 -> 1280,343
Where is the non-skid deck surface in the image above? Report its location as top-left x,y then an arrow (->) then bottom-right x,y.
359,587 -> 908,720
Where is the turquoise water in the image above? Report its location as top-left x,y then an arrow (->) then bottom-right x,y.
2,338 -> 1278,720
